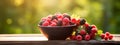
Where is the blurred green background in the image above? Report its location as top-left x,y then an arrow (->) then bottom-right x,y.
0,0 -> 120,34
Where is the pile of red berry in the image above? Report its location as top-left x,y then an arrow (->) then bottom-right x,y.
39,13 -> 113,41
101,32 -> 113,40
68,17 -> 113,41
69,21 -> 98,41
39,13 -> 80,26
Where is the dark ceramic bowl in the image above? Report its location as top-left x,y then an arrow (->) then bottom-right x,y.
38,25 -> 76,40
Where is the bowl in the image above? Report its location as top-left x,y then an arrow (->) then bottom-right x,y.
38,25 -> 76,40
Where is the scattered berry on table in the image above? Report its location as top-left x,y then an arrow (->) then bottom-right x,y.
85,34 -> 91,41
76,35 -> 82,41
105,32 -> 110,36
100,33 -> 105,39
104,36 -> 109,40
109,35 -> 113,40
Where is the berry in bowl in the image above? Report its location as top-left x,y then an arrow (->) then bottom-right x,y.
38,13 -> 78,40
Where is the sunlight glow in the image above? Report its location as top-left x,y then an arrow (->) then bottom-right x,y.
14,0 -> 24,6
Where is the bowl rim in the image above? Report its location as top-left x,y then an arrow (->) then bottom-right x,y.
38,24 -> 76,28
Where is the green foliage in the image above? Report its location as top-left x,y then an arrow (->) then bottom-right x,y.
97,30 -> 103,36
0,0 -> 120,34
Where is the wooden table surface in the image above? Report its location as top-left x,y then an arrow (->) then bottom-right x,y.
0,34 -> 48,41
0,34 -> 120,45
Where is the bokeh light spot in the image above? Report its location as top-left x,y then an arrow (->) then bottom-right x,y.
18,18 -> 24,25
6,18 -> 12,24
14,0 -> 24,6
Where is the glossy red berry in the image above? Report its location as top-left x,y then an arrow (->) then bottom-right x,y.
57,14 -> 63,19
56,14 -> 63,21
62,22 -> 70,26
58,18 -> 62,21
100,34 -> 105,39
46,18 -> 51,23
76,35 -> 82,41
90,33 -> 95,39
70,35 -> 76,40
76,19 -> 80,26
52,19 -> 58,23
50,22 -> 57,26
91,28 -> 97,33
104,36 -> 109,40
84,23 -> 89,29
85,34 -> 90,41
105,32 -> 110,36
109,35 -> 113,40
71,18 -> 77,24
42,21 -> 49,26
91,25 -> 96,28
80,29 -> 86,35
63,17 -> 70,23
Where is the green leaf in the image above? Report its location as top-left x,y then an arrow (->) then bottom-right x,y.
97,29 -> 103,36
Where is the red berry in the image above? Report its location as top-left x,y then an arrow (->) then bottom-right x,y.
42,21 -> 49,26
77,19 -> 80,23
57,14 -> 63,19
76,19 -> 80,26
46,18 -> 51,23
56,14 -> 63,21
91,25 -> 96,28
50,22 -> 57,26
52,19 -> 58,23
91,28 -> 97,33
71,18 -> 77,24
90,33 -> 95,39
84,23 -> 89,29
62,22 -> 70,26
63,17 -> 70,23
58,18 -> 62,21
100,34 -> 105,39
76,35 -> 82,41
62,17 -> 70,26
70,35 -> 76,40
80,29 -> 86,35
104,36 -> 109,40
105,32 -> 110,36
85,34 -> 91,41
109,35 -> 113,40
